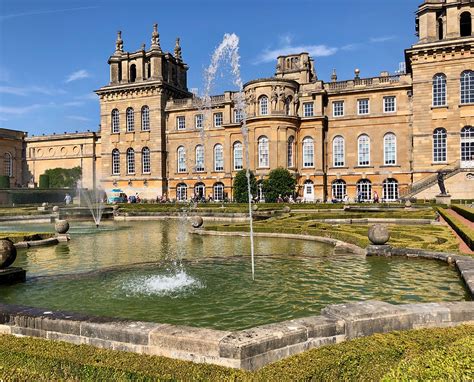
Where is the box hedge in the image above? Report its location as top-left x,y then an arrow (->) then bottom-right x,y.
437,207 -> 474,250
452,204 -> 474,223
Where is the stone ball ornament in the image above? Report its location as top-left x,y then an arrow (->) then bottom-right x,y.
0,239 -> 17,269
55,219 -> 70,234
282,206 -> 291,213
191,216 -> 204,229
52,205 -> 59,212
42,202 -> 48,207
368,224 -> 390,245
404,200 -> 412,208
252,204 -> 259,212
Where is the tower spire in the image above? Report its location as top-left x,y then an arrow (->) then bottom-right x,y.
115,31 -> 123,54
151,23 -> 162,51
174,37 -> 182,61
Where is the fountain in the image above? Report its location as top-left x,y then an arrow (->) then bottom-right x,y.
199,33 -> 256,279
78,187 -> 106,228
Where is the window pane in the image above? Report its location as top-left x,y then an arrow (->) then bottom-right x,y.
384,134 -> 396,165
214,144 -> 224,171
141,106 -> 150,131
433,74 -> 447,107
258,137 -> 269,167
333,101 -> 344,117
433,128 -> 447,162
234,142 -> 243,170
333,136 -> 345,167
303,137 -> 314,167
358,135 -> 370,166
461,71 -> 474,104
142,148 -> 150,173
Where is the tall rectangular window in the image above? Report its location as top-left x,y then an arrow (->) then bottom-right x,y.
303,102 -> 314,117
357,99 -> 369,115
214,112 -> 223,127
177,116 -> 186,130
234,109 -> 243,123
383,96 -> 396,113
195,114 -> 203,129
333,101 -> 344,117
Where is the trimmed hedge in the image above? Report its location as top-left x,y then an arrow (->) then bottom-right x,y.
0,175 -> 10,188
0,325 -> 472,380
452,204 -> 474,223
38,174 -> 50,189
437,207 -> 474,250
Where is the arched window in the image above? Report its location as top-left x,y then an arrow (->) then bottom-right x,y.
130,64 -> 137,82
112,149 -> 120,175
126,148 -> 135,174
142,147 -> 150,173
333,136 -> 345,167
356,179 -> 372,201
177,146 -> 186,172
433,128 -> 447,163
461,71 -> 474,104
176,183 -> 187,201
126,108 -> 134,132
195,145 -> 204,172
111,109 -> 120,133
384,133 -> 397,165
302,137 -> 314,167
214,144 -> 224,172
358,134 -> 370,166
233,142 -> 243,170
141,106 -> 150,131
259,96 -> 268,115
4,152 -> 12,177
234,109 -> 243,123
460,12 -> 472,37
287,136 -> 295,168
194,182 -> 205,200
383,178 -> 399,201
332,179 -> 346,201
258,136 -> 269,167
461,126 -> 474,167
213,182 -> 224,201
433,74 -> 447,106
438,17 -> 444,40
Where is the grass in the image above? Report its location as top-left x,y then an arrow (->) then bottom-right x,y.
0,325 -> 472,381
0,206 -> 49,216
0,232 -> 55,243
206,213 -> 459,252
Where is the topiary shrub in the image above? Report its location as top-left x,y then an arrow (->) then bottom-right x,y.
38,174 -> 50,189
262,167 -> 296,203
0,175 -> 10,188
233,169 -> 257,203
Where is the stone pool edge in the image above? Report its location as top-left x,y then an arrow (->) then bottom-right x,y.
0,244 -> 473,371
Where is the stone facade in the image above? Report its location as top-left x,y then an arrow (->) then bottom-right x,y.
92,0 -> 474,201
1,0 -> 473,201
25,132 -> 101,190
0,128 -> 26,188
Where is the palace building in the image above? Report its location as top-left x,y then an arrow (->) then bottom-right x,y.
3,0 -> 473,201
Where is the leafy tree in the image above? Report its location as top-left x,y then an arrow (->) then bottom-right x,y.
233,169 -> 257,203
262,167 -> 296,202
43,167 -> 82,188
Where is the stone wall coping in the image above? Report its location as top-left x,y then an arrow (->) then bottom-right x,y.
0,299 -> 472,371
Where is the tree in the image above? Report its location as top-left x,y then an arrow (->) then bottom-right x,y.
43,167 -> 82,188
262,167 -> 296,203
233,169 -> 257,203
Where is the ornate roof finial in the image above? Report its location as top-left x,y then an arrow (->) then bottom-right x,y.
331,68 -> 337,82
151,23 -> 161,51
141,43 -> 146,51
115,31 -> 123,54
174,37 -> 182,61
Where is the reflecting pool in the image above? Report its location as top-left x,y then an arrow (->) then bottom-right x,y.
0,220 -> 469,330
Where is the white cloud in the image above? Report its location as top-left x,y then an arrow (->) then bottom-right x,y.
65,69 -> 90,83
63,101 -> 84,107
0,104 -> 43,115
0,6 -> 99,21
75,92 -> 97,101
370,36 -> 396,43
67,115 -> 90,122
256,44 -> 338,64
0,85 -> 66,96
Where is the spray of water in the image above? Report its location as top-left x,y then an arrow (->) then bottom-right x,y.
199,33 -> 256,280
78,187 -> 106,227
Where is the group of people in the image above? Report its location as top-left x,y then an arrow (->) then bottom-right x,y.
331,191 -> 380,204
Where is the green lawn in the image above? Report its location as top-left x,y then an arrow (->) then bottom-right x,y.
206,213 -> 459,253
0,325 -> 472,381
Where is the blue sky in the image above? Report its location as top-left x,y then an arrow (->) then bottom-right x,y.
0,0 -> 419,136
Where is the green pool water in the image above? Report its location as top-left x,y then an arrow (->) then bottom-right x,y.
0,220 -> 469,330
